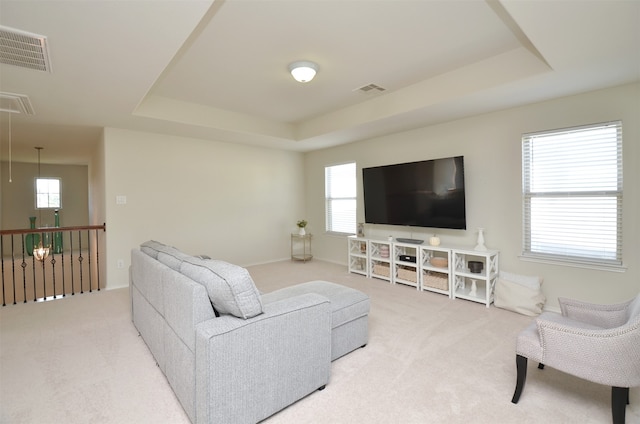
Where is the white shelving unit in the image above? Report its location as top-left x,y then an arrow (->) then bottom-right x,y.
451,248 -> 499,308
347,236 -> 369,277
347,236 -> 500,306
419,245 -> 452,298
368,239 -> 393,283
393,242 -> 420,289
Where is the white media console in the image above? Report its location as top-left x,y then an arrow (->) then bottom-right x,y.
348,235 -> 499,307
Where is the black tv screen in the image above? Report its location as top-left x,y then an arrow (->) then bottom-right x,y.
363,156 -> 466,230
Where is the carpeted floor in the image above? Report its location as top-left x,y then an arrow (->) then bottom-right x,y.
1,259 -> 637,423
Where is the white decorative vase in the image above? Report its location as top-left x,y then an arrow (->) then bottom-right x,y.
298,227 -> 306,236
429,235 -> 440,246
469,279 -> 478,297
474,228 -> 487,251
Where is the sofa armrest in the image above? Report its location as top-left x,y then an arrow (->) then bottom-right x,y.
195,292 -> 332,424
559,297 -> 631,328
536,316 -> 640,387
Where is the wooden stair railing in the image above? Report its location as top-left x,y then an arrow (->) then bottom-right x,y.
0,224 -> 106,306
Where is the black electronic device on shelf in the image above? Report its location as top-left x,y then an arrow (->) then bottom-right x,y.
399,255 -> 417,263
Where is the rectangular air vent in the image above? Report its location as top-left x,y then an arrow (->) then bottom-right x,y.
354,83 -> 386,93
0,25 -> 51,72
0,92 -> 35,115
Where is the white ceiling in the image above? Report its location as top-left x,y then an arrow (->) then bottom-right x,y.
0,0 -> 639,165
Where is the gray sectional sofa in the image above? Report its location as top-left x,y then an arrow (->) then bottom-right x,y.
130,240 -> 370,424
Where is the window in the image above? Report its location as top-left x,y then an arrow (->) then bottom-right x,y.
522,121 -> 622,268
36,178 -> 61,208
325,162 -> 356,234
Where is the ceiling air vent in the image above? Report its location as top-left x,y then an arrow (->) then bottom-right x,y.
354,83 -> 386,93
0,92 -> 35,115
0,25 -> 52,72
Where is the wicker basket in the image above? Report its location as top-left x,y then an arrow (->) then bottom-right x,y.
422,271 -> 448,291
429,257 -> 448,268
397,266 -> 417,283
373,263 -> 390,277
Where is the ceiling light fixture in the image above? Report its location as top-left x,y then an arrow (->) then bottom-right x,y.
34,240 -> 50,262
288,61 -> 318,83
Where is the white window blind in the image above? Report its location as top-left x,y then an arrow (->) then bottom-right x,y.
325,162 -> 356,234
522,121 -> 623,267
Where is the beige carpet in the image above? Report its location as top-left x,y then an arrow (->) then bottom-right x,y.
1,260 -> 637,423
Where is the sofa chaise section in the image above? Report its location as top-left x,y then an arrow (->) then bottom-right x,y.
195,294 -> 332,423
263,280 -> 370,361
130,243 -> 333,424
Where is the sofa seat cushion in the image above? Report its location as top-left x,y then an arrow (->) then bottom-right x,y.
263,281 -> 370,329
180,258 -> 263,319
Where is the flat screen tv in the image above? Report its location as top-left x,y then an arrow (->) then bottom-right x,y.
362,156 -> 466,230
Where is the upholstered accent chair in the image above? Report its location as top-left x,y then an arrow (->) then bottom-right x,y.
511,294 -> 640,424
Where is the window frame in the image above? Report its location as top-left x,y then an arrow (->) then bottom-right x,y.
324,162 -> 357,236
521,121 -> 624,271
35,177 -> 61,209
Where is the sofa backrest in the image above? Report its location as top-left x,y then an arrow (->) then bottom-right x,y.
131,247 -> 167,315
132,247 -> 216,338
627,293 -> 640,324
162,265 -> 216,352
132,243 -> 217,423
138,240 -> 264,320
140,240 -> 192,271
180,257 -> 263,319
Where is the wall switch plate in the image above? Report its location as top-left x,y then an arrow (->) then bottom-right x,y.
117,259 -> 124,269
116,195 -> 127,205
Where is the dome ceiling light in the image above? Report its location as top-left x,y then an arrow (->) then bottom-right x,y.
288,61 -> 318,83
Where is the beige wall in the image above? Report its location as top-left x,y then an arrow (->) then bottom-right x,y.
305,83 -> 640,310
102,128 -> 305,289
60,82 -> 639,307
89,131 -> 107,287
0,160 -> 2,227
1,161 -> 89,230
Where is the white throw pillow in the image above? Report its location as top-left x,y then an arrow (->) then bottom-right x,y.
494,271 -> 545,316
498,270 -> 541,290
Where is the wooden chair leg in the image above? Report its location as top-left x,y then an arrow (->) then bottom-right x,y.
511,354 -> 528,404
612,386 -> 628,424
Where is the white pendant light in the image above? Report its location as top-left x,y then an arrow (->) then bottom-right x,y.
288,61 -> 318,83
34,241 -> 50,262
34,146 -> 50,261
7,112 -> 12,182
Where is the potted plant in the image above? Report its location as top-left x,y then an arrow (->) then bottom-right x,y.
297,220 -> 308,235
